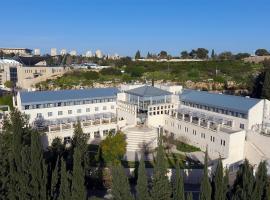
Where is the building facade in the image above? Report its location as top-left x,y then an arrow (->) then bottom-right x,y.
0,48 -> 32,56
15,84 -> 270,168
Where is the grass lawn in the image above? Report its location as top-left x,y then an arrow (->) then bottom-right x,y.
0,95 -> 13,109
175,141 -> 201,152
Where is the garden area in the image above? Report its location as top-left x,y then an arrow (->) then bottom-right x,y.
163,135 -> 201,153
35,59 -> 263,93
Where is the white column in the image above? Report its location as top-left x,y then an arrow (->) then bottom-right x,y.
207,121 -> 210,129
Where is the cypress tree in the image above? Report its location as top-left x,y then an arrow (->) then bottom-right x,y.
135,50 -> 141,59
173,161 -> 185,200
223,169 -> 229,200
0,117 -> 13,199
151,135 -> 171,200
232,159 -> 255,200
186,192 -> 193,200
30,131 -> 47,200
59,158 -> 71,200
7,109 -> 32,200
20,146 -> 32,200
71,146 -> 86,200
50,157 -> 60,200
252,161 -> 268,200
199,149 -> 212,200
265,183 -> 270,200
213,158 -> 224,200
136,155 -> 150,200
111,165 -> 134,200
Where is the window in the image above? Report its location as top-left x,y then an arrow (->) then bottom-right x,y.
25,105 -> 30,110
110,129 -> 116,134
95,107 -> 99,111
201,133 -> 205,138
58,111 -> 63,116
94,131 -> 100,139
77,109 -> 82,113
48,112 -> 53,117
111,105 -> 115,109
68,110 -> 72,114
103,106 -> 107,110
37,113 -> 42,118
103,130 -> 109,137
86,108 -> 90,112
240,123 -> 245,129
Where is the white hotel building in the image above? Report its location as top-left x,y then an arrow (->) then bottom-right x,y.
15,84 -> 270,169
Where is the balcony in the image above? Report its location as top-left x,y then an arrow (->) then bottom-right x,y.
170,107 -> 236,134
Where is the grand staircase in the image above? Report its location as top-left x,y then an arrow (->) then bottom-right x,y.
123,126 -> 158,152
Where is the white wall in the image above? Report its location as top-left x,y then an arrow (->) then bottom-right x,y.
20,101 -> 117,123
248,100 -> 264,129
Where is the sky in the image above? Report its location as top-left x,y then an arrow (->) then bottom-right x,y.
1,0 -> 270,56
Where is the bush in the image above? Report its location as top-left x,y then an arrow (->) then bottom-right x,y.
100,67 -> 122,76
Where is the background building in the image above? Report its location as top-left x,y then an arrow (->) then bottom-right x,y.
50,48 -> 57,56
0,58 -> 66,89
34,49 -> 41,56
60,49 -> 67,55
0,59 -> 22,87
85,51 -> 93,57
70,50 -> 77,56
0,48 -> 32,56
95,50 -> 103,58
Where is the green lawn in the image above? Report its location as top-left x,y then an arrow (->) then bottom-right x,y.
175,141 -> 201,153
0,95 -> 13,109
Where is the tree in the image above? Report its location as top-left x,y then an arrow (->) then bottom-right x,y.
218,52 -> 234,60
186,192 -> 193,200
235,53 -> 250,60
4,80 -> 13,88
100,131 -> 127,165
173,161 -> 185,200
136,155 -> 150,200
125,65 -> 145,77
199,150 -> 212,200
223,169 -> 229,200
151,135 -> 171,200
232,159 -> 255,200
196,48 -> 209,59
72,121 -> 88,151
111,165 -> 134,200
213,158 -> 224,200
252,161 -> 268,200
7,109 -> 32,200
189,49 -> 197,59
50,157 -> 60,200
159,51 -> 168,59
265,183 -> 270,200
135,50 -> 141,60
59,158 -> 71,200
180,51 -> 189,59
30,131 -> 48,200
71,146 -> 86,200
147,52 -> 151,59
255,49 -> 269,56
211,49 -> 216,60
262,60 -> 270,100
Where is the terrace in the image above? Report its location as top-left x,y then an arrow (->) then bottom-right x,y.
33,112 -> 117,133
170,107 -> 239,134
